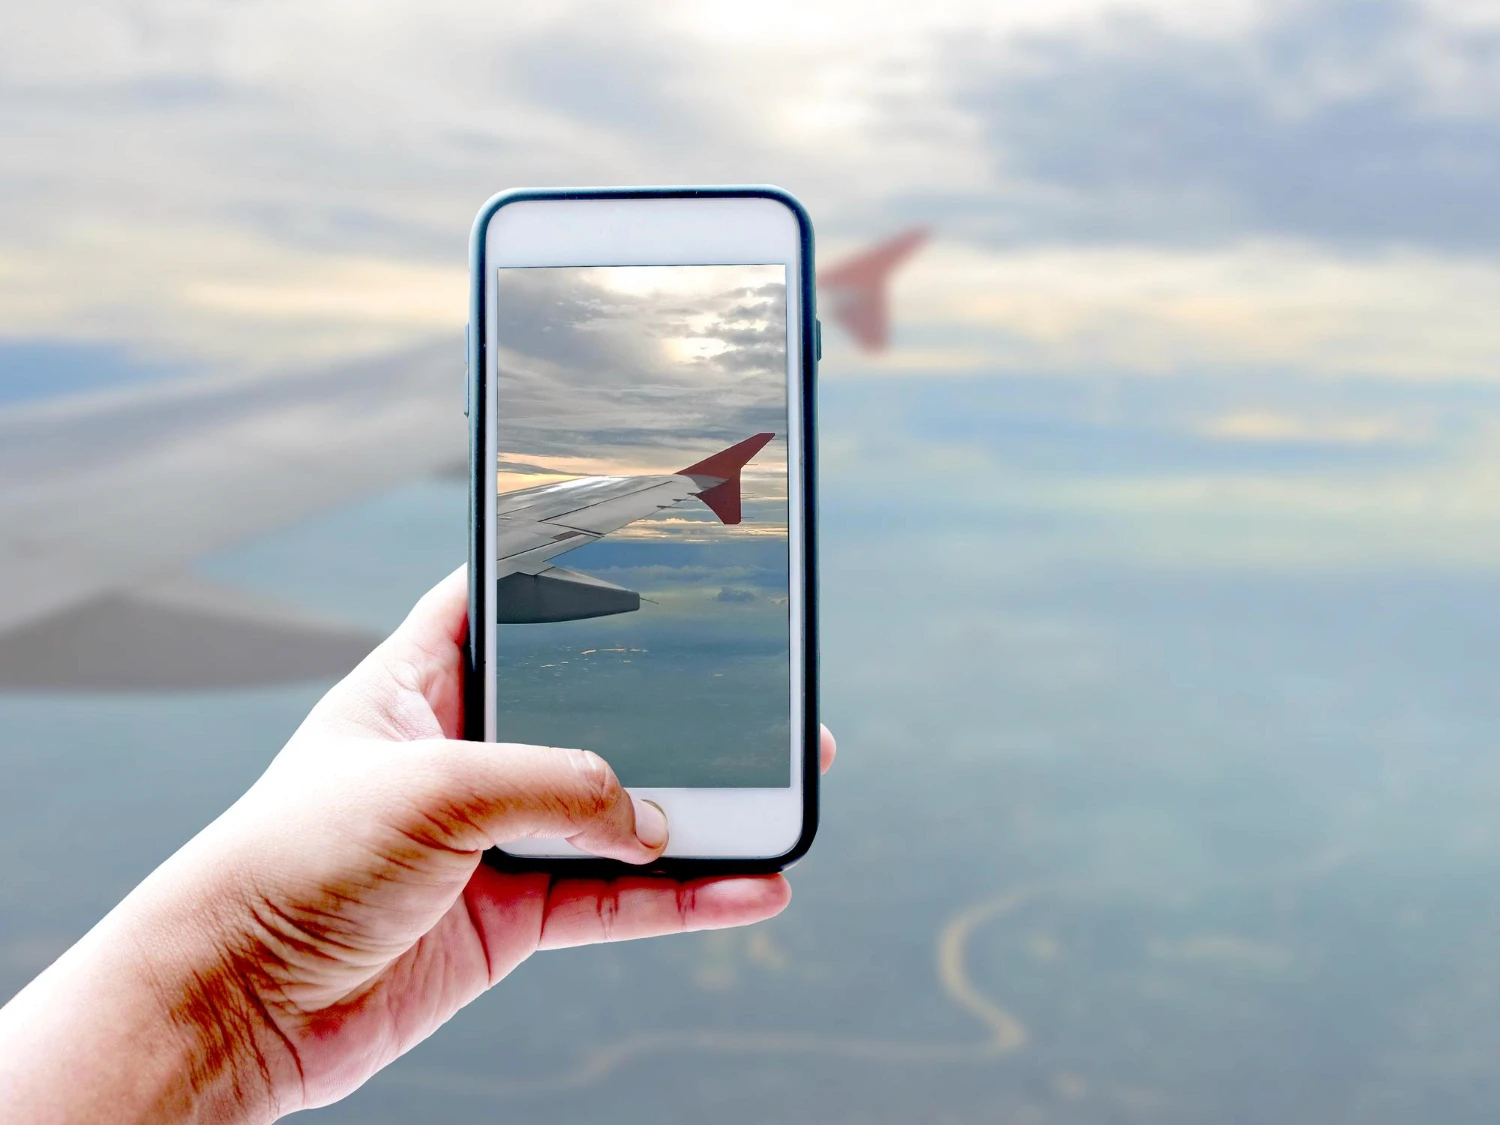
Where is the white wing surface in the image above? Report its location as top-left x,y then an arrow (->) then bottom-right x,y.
497,474 -> 701,577
0,339 -> 462,687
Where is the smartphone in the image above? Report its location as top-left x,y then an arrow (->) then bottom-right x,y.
465,187 -> 818,874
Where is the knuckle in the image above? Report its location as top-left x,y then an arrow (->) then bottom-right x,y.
675,881 -> 697,929
594,882 -> 623,942
572,750 -> 622,819
380,654 -> 424,695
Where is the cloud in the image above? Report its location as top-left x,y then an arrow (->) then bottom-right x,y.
495,458 -> 563,475
816,369 -> 1500,573
715,586 -> 760,603
1196,410 -> 1429,446
858,237 -> 1500,381
492,265 -> 790,476
505,26 -> 711,145
822,366 -> 1464,481
586,563 -> 786,587
608,516 -> 790,543
2,0 -> 1498,391
939,0 -> 1500,250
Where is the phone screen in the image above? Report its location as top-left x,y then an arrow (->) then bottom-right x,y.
491,264 -> 791,788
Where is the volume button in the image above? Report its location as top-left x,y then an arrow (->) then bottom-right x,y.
464,328 -> 471,417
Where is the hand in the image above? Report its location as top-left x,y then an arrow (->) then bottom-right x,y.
0,568 -> 835,1123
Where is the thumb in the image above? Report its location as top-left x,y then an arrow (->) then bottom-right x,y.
390,740 -> 669,865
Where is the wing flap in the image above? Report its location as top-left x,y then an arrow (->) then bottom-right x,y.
0,574 -> 380,691
0,339 -> 463,636
496,566 -> 640,624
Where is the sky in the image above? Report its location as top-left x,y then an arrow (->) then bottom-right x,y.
2,0 -> 1500,575
1,0 -> 1496,379
11,5 -> 1500,1116
493,264 -> 790,540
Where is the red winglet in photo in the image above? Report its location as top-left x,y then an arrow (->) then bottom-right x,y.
680,432 -> 776,525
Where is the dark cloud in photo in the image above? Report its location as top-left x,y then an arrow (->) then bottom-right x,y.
493,264 -> 789,473
494,458 -> 564,475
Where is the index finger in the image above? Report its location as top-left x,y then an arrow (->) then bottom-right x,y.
532,873 -> 792,949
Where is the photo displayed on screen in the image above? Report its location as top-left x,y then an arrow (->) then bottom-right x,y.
492,264 -> 790,788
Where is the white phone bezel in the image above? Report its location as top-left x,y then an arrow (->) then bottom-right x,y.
481,195 -> 806,860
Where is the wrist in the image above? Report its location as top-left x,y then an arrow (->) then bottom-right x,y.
115,851 -> 305,1123
0,857 -> 297,1124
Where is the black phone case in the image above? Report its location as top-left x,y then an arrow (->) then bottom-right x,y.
465,185 -> 819,877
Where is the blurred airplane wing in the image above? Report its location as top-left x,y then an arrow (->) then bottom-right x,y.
0,338 -> 462,688
0,573 -> 382,690
818,228 -> 929,352
0,224 -> 933,689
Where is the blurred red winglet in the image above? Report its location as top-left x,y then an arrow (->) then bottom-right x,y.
818,227 -> 930,353
680,432 -> 775,525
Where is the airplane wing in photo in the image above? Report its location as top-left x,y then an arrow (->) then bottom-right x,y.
493,433 -> 774,624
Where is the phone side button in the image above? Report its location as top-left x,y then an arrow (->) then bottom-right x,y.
463,328 -> 471,417
814,317 -> 823,363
